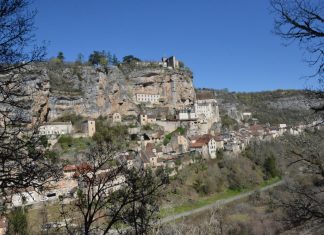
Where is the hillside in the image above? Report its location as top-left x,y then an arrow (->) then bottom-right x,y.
196,88 -> 319,125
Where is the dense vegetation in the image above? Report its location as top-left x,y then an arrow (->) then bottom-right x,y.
197,88 -> 314,125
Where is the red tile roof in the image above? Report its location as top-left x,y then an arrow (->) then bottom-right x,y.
190,134 -> 215,148
63,165 -> 77,172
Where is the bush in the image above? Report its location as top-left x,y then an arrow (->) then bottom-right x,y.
263,156 -> 278,179
8,207 -> 28,235
221,114 -> 238,129
58,135 -> 73,148
93,119 -> 128,149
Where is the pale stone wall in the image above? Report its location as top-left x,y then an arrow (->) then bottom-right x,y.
195,99 -> 220,123
87,120 -> 96,137
39,122 -> 73,136
112,113 -> 121,123
136,93 -> 160,103
208,139 -> 217,159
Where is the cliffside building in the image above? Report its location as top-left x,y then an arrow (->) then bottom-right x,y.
139,114 -> 156,125
161,56 -> 180,69
39,122 -> 73,136
195,98 -> 220,123
177,108 -> 197,121
136,93 -> 160,104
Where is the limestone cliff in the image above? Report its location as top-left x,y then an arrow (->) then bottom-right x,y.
34,62 -> 195,121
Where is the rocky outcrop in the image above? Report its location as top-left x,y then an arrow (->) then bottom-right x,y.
31,62 -> 195,121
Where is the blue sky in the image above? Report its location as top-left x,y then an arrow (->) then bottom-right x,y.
32,0 -> 314,92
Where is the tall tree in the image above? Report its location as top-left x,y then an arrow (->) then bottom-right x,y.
88,50 -> 108,66
270,2 -> 323,232
270,0 -> 324,78
0,0 -> 58,211
122,55 -> 141,63
273,130 -> 324,231
56,51 -> 65,63
0,0 -> 46,73
60,143 -> 168,235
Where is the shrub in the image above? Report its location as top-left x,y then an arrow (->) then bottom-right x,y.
263,156 -> 278,179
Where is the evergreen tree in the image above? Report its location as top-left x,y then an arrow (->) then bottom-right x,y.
57,51 -> 65,63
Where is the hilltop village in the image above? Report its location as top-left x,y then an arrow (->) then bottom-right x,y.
8,56 -> 315,208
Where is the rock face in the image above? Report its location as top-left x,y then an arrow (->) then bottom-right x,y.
36,62 -> 196,120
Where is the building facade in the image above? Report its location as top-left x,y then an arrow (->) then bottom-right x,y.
39,122 -> 73,136
195,99 -> 220,123
83,120 -> 96,137
136,93 -> 160,103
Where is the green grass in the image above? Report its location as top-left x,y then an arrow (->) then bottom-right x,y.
259,176 -> 281,188
160,176 -> 281,218
160,189 -> 244,217
58,135 -> 93,153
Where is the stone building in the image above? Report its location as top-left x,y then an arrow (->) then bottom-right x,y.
83,120 -> 96,137
139,114 -> 156,125
189,134 -> 217,159
136,93 -> 160,103
161,56 -> 180,69
177,108 -> 197,121
195,98 -> 220,123
170,134 -> 189,153
112,113 -> 122,123
39,122 -> 73,136
194,92 -> 220,122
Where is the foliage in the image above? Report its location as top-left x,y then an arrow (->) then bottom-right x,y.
263,156 -> 278,179
57,51 -> 64,63
58,135 -> 92,152
209,89 -> 314,125
122,55 -> 141,63
92,118 -> 129,149
163,133 -> 172,146
142,124 -> 152,131
221,114 -> 238,129
88,50 -> 108,66
8,207 -> 29,235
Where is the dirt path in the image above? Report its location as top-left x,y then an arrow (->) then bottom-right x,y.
159,180 -> 284,224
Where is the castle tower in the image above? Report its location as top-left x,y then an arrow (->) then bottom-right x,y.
87,120 -> 96,137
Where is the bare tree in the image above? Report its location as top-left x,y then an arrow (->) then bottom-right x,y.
60,142 -> 168,235
0,0 -> 46,73
273,129 -> 324,231
0,0 -> 57,212
270,0 -> 324,78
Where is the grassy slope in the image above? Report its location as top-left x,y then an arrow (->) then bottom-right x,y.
160,177 -> 280,217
